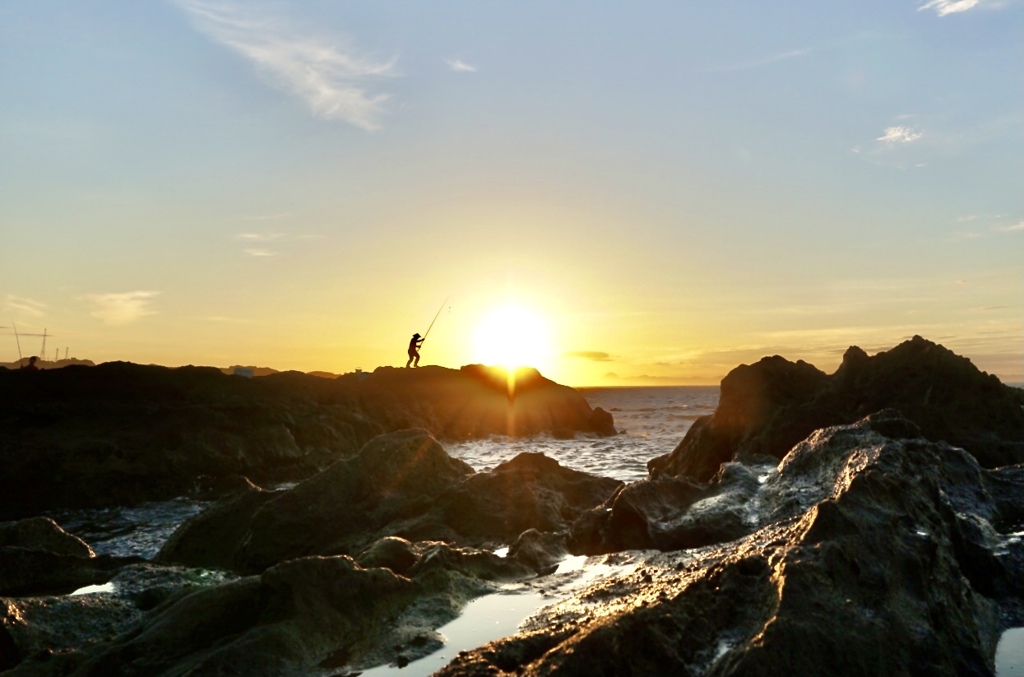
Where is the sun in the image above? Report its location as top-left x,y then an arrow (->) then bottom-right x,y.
471,302 -> 552,372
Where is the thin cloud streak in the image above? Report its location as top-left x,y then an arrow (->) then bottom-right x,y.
996,221 -> 1024,232
175,0 -> 397,130
445,58 -> 477,73
235,231 -> 319,256
5,295 -> 47,317
565,350 -> 614,362
237,232 -> 286,242
81,291 -> 160,325
919,0 -> 983,16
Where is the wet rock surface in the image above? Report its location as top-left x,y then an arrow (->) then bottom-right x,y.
0,362 -> 614,519
438,414 -> 1024,677
158,430 -> 621,575
649,336 -> 1024,482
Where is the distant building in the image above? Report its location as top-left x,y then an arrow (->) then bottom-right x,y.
232,367 -> 254,378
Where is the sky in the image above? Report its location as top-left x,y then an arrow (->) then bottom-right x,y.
1,0 -> 1021,386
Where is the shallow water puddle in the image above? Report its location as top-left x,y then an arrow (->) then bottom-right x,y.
70,582 -> 116,596
360,590 -> 549,677
997,627 -> 1024,677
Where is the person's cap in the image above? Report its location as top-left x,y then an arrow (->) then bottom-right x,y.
413,333 -> 421,337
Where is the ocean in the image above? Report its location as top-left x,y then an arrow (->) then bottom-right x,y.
447,385 -> 720,482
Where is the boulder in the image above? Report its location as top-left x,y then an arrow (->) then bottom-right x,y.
433,452 -> 624,545
507,529 -> 569,573
649,336 -> 1024,482
155,479 -> 280,570
569,462 -> 762,556
235,429 -> 474,573
0,517 -> 93,559
0,517 -> 136,597
435,414 -> 1024,676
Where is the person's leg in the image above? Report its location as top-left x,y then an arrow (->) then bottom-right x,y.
406,353 -> 413,368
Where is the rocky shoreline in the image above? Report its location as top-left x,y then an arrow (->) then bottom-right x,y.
0,363 -> 614,520
2,337 -> 1023,675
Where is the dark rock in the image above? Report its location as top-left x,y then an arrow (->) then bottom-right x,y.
433,452 -> 623,545
569,463 -> 760,556
4,555 -> 506,677
357,364 -> 617,440
589,407 -> 616,436
508,529 -> 569,572
160,434 -> 619,576
235,429 -> 474,573
357,536 -> 420,576
436,415 -> 1022,677
1,563 -> 237,674
155,479 -> 280,570
649,336 -> 1024,482
0,361 -> 611,519
408,542 -> 533,580
0,517 -> 137,597
0,517 -> 93,559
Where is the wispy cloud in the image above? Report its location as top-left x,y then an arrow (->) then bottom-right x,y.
996,221 -> 1024,233
919,0 -> 983,16
5,295 -> 47,317
444,58 -> 477,73
237,232 -> 286,242
81,291 -> 160,325
877,126 -> 923,144
565,350 -> 614,362
707,48 -> 811,72
235,231 -> 319,257
175,0 -> 397,130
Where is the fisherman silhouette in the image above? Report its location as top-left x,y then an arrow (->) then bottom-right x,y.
22,356 -> 39,371
406,333 -> 424,368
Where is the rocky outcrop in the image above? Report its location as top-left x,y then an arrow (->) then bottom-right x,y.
352,364 -> 617,439
0,363 -> 384,520
158,430 -> 622,575
233,429 -> 476,573
436,412 -> 1024,676
649,336 -> 1024,482
0,361 -> 614,519
431,452 -> 623,545
0,517 -> 138,597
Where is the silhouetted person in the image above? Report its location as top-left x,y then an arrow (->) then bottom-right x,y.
406,333 -> 424,368
22,356 -> 39,371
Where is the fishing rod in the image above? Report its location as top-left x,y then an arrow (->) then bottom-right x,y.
422,296 -> 450,341
12,320 -> 22,361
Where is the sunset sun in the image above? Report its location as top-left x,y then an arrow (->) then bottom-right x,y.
471,302 -> 552,372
